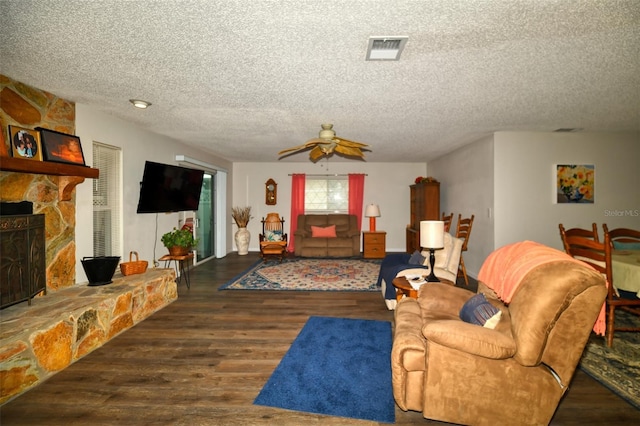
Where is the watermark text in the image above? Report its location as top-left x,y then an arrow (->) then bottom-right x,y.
603,209 -> 639,217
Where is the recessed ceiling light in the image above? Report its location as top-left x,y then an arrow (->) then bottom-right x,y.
129,99 -> 151,109
366,36 -> 409,61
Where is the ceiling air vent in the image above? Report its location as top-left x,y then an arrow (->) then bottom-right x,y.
366,36 -> 408,61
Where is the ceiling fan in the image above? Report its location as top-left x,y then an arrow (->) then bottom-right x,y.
278,124 -> 369,162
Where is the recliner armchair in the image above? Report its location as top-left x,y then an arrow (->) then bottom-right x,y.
391,241 -> 607,425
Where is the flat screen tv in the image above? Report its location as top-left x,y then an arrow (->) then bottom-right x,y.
136,161 -> 205,213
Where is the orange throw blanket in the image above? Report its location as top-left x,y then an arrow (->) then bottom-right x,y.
478,241 -> 606,336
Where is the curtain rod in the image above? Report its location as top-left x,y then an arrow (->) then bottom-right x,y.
287,173 -> 368,176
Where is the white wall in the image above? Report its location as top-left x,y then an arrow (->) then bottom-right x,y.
429,137 -> 495,280
494,131 -> 640,250
72,110 -> 639,284
75,104 -> 233,283
232,161 -> 426,253
429,131 -> 640,280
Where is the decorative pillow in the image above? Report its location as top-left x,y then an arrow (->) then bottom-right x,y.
265,230 -> 282,242
612,241 -> 640,250
310,225 -> 337,238
459,293 -> 502,329
408,250 -> 426,265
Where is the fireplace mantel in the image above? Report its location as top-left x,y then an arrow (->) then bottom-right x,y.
0,156 -> 99,201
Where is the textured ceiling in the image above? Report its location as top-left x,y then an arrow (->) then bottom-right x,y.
1,1 -> 639,163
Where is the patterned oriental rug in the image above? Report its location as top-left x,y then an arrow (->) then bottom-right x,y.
219,258 -> 382,291
579,310 -> 640,409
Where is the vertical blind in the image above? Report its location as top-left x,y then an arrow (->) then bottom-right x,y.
92,142 -> 122,257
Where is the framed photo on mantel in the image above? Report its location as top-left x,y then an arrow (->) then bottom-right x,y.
8,125 -> 43,161
36,127 -> 86,166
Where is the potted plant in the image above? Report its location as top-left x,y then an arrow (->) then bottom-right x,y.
161,227 -> 198,256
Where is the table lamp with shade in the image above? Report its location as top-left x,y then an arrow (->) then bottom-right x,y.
420,220 -> 445,282
364,204 -> 381,232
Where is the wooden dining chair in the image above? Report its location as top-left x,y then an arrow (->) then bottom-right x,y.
558,223 -> 599,254
455,214 -> 474,286
603,224 -> 640,249
562,230 -> 640,347
441,212 -> 454,233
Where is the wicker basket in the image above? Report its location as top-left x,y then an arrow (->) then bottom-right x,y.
120,251 -> 148,276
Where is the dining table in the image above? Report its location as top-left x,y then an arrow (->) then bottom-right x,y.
611,249 -> 640,298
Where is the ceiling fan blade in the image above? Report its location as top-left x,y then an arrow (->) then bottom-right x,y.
306,138 -> 329,144
278,126 -> 370,161
334,136 -> 369,148
335,144 -> 365,158
309,145 -> 326,162
278,142 -> 318,156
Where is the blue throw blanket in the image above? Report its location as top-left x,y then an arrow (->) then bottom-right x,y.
376,253 -> 429,300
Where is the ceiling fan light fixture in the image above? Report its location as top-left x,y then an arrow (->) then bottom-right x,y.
366,36 -> 408,61
129,99 -> 151,109
318,123 -> 336,140
278,123 -> 370,162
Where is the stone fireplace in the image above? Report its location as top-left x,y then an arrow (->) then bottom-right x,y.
0,75 -> 178,405
1,74 -> 81,291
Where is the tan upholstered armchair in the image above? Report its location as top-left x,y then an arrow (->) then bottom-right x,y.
392,241 -> 607,426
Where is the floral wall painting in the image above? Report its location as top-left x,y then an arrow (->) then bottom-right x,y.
556,164 -> 595,203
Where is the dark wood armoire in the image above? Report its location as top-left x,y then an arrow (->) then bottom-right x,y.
406,181 -> 440,253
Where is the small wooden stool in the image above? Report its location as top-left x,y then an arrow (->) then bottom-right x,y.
159,253 -> 194,288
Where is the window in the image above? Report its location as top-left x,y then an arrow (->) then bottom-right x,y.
93,142 -> 122,257
305,177 -> 348,213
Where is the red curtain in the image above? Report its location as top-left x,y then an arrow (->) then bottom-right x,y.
348,173 -> 365,230
288,174 -> 306,252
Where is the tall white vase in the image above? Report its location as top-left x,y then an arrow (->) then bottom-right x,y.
235,227 -> 250,255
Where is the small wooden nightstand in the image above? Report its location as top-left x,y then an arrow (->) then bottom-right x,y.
363,231 -> 386,259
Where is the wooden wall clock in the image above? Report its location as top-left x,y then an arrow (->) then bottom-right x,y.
265,178 -> 277,205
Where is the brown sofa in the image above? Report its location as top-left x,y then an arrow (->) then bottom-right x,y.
392,241 -> 607,426
294,214 -> 360,257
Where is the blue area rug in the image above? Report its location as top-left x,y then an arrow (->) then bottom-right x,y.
219,258 -> 382,291
254,316 -> 395,423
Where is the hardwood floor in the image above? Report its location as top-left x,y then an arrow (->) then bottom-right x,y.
1,253 -> 637,425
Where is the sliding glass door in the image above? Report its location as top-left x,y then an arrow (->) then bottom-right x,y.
196,173 -> 215,262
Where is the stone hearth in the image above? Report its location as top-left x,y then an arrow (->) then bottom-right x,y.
0,75 -> 178,406
0,268 -> 177,404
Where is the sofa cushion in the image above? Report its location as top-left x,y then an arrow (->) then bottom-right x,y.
311,225 -> 337,238
612,241 -> 640,250
459,293 -> 502,329
265,230 -> 283,241
409,250 -> 426,265
329,214 -> 352,235
303,215 -> 329,228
